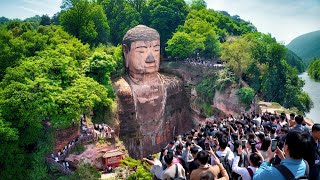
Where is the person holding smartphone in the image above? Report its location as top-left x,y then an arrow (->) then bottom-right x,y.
253,131 -> 309,180
232,145 -> 262,180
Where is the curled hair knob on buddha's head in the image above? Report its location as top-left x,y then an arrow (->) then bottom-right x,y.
122,25 -> 160,49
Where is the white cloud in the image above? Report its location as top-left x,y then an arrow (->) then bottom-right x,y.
19,6 -> 43,15
206,0 -> 320,44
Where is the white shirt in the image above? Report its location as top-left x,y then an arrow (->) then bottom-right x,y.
212,147 -> 234,165
150,159 -> 163,179
232,155 -> 256,180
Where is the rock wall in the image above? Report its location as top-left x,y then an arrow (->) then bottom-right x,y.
213,85 -> 246,116
114,73 -> 193,158
54,126 -> 80,153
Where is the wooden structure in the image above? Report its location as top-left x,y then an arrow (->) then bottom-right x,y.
102,149 -> 125,168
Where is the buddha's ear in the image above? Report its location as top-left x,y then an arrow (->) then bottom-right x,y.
123,44 -> 129,68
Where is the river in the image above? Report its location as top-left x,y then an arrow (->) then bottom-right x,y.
299,72 -> 320,123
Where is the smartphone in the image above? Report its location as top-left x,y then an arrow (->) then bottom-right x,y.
251,143 -> 256,153
242,140 -> 247,148
271,139 -> 278,152
205,142 -> 210,151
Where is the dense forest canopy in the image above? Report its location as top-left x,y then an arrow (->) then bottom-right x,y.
308,58 -> 320,81
0,0 -> 313,178
287,30 -> 320,64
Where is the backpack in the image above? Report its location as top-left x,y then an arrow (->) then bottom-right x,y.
274,160 -> 309,180
216,151 -> 233,179
246,167 -> 254,179
170,164 -> 186,180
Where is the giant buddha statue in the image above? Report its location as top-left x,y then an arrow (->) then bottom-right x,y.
114,25 -> 192,158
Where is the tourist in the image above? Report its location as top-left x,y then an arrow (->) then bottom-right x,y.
309,124 -> 320,180
188,146 -> 200,174
232,146 -> 261,180
143,155 -> 163,180
289,113 -> 296,127
253,131 -> 309,180
215,137 -> 234,166
190,148 -> 229,180
162,152 -> 186,180
291,115 -> 310,135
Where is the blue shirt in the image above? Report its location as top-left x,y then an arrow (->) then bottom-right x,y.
291,124 -> 310,134
253,159 -> 307,180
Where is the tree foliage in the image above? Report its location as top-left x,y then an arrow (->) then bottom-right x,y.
98,0 -> 142,45
146,0 -> 189,50
189,0 -> 207,10
60,0 -> 110,46
286,49 -> 306,73
237,87 -> 255,109
70,161 -> 101,180
166,31 -> 204,59
308,58 -> 320,81
0,16 -> 10,24
0,24 -> 116,179
40,14 -> 51,26
221,36 -> 253,84
242,32 -> 313,114
120,157 -> 153,180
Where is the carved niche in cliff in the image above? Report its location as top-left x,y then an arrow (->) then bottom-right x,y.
113,25 -> 192,158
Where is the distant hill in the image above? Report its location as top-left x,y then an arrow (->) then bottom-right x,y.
286,49 -> 306,73
287,30 -> 320,64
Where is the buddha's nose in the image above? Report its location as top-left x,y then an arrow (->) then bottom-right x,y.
146,53 -> 155,63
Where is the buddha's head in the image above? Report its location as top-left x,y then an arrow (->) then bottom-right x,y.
122,25 -> 160,76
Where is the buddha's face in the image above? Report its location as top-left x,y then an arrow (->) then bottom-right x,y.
124,39 -> 160,75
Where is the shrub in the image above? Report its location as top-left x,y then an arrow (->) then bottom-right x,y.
237,87 -> 255,109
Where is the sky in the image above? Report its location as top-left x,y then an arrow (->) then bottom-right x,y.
0,0 -> 319,44
206,0 -> 320,44
0,0 -> 62,19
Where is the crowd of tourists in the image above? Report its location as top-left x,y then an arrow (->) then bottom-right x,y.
92,123 -> 115,140
143,112 -> 320,180
183,57 -> 224,69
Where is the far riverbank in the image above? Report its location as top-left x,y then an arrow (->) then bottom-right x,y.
299,72 -> 320,124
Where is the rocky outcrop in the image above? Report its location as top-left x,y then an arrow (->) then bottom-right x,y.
54,126 -> 80,153
213,85 -> 246,116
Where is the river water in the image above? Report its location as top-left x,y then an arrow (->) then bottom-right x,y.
299,72 -> 320,123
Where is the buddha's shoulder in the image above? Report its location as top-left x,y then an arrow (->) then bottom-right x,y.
113,77 -> 132,97
159,73 -> 183,85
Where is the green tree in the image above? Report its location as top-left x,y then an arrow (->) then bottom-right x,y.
182,17 -> 220,58
237,87 -> 255,109
221,37 -> 253,85
60,0 -> 110,46
146,0 -> 189,51
166,31 -> 204,59
70,162 -> 101,180
243,32 -> 312,114
0,25 -> 114,179
98,0 -> 141,45
0,16 -> 10,24
127,0 -> 147,13
308,58 -> 320,80
121,157 -> 153,180
190,0 -> 207,10
40,14 -> 51,26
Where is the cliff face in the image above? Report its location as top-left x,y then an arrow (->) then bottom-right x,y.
113,73 -> 193,158
160,62 -> 247,118
54,126 -> 80,153
213,85 -> 246,116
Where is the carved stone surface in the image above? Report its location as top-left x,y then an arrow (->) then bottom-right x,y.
113,25 -> 193,158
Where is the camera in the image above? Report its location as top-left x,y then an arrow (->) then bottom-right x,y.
271,139 -> 278,152
205,142 -> 210,151
251,143 -> 256,153
241,140 -> 247,148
